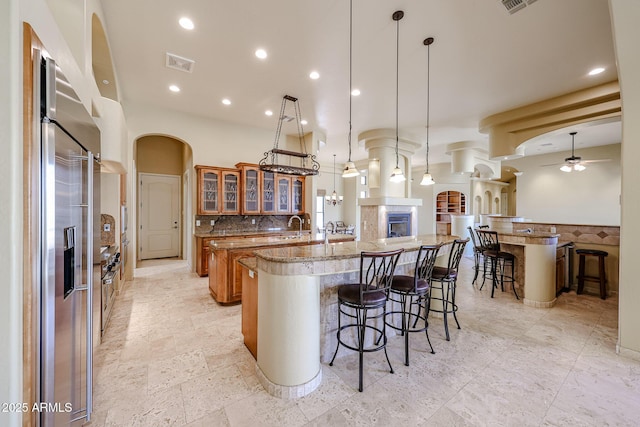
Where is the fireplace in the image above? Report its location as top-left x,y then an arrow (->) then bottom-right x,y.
387,213 -> 411,238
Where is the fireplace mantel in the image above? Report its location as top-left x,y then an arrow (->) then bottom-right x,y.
358,197 -> 423,207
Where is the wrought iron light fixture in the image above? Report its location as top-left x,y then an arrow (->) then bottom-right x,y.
342,0 -> 360,178
326,154 -> 343,205
389,10 -> 406,183
259,95 -> 320,176
420,37 -> 436,186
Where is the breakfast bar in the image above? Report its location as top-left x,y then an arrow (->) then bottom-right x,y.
251,234 -> 458,398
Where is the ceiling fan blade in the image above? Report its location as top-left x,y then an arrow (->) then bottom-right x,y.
540,162 -> 564,167
581,159 -> 612,164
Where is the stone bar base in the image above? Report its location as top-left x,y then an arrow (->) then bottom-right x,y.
256,364 -> 322,399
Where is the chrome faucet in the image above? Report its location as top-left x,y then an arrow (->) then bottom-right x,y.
288,215 -> 303,237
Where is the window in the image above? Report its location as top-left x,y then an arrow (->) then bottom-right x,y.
315,196 -> 325,230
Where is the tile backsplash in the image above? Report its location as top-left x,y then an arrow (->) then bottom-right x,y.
194,214 -> 310,234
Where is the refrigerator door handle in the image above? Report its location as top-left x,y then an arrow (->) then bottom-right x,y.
85,150 -> 94,422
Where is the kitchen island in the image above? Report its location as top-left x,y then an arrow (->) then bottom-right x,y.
251,234 -> 458,398
208,233 -> 355,304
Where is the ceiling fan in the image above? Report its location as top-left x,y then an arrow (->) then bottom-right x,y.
542,131 -> 611,172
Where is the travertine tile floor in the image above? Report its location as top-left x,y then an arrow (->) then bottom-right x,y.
86,257 -> 640,426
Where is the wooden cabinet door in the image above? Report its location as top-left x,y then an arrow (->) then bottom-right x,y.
196,167 -> 221,214
261,171 -> 276,213
221,170 -> 240,214
237,164 -> 260,214
277,175 -> 291,213
292,177 -> 305,213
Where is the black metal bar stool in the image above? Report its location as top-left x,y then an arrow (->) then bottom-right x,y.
576,248 -> 608,299
386,244 -> 441,366
467,226 -> 483,285
476,230 -> 519,300
329,249 -> 404,392
427,239 -> 468,341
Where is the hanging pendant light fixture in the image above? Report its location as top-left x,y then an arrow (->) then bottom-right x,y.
389,10 -> 406,183
420,37 -> 435,186
342,0 -> 360,178
326,154 -> 344,206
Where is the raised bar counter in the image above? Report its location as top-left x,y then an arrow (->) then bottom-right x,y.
252,234 -> 458,398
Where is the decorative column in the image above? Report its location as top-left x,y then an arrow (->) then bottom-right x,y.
358,129 -> 422,198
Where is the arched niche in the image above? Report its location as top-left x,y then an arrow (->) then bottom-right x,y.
484,190 -> 492,214
92,14 -> 119,101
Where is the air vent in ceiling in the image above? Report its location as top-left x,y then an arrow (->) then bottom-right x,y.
165,53 -> 195,73
502,0 -> 537,14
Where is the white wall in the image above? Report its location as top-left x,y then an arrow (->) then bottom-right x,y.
1,0 -> 23,423
610,0 -> 640,354
506,144 -> 621,225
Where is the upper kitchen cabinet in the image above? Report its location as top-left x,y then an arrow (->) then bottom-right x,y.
196,165 -> 221,214
292,176 -> 305,214
221,170 -> 240,214
277,176 -> 291,213
236,163 -> 261,214
261,171 -> 276,214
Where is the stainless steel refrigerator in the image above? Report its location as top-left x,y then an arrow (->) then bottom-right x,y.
35,49 -> 101,426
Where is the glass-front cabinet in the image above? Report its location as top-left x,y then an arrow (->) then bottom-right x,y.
236,163 -> 261,214
221,170 -> 240,214
277,176 -> 291,213
262,171 -> 276,214
292,177 -> 304,214
196,166 -> 221,214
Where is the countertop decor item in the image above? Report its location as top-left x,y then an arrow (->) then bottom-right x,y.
342,0 -> 359,178
259,95 -> 320,176
389,10 -> 406,183
420,37 -> 436,186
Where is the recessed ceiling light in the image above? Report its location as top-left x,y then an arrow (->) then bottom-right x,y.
301,120 -> 308,125
588,67 -> 605,76
179,17 -> 194,30
222,98 -> 231,105
255,49 -> 267,59
309,71 -> 320,80
265,110 -> 273,116
351,89 -> 361,96
102,79 -> 110,85
169,85 -> 180,92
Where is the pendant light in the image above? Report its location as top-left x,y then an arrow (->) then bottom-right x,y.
326,154 -> 344,205
342,0 -> 360,178
420,37 -> 435,186
389,10 -> 406,183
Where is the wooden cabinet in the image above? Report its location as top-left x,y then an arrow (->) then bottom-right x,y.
261,171 -> 276,214
236,163 -> 261,214
197,164 -> 305,216
221,170 -> 240,214
241,262 -> 258,359
195,236 -> 214,276
196,166 -> 240,214
196,166 -> 221,214
436,190 -> 466,226
209,248 -> 254,304
277,176 -> 291,213
292,177 -> 305,214
275,175 -> 305,214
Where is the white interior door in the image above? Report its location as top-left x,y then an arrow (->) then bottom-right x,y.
139,173 -> 180,260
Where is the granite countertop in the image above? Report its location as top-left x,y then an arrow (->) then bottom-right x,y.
489,229 -> 559,245
209,233 -> 355,250
238,257 -> 257,271
254,234 -> 459,263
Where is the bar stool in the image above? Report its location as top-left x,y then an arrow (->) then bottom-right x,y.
476,230 -> 518,300
467,226 -> 483,285
427,238 -> 468,341
576,249 -> 608,300
386,244 -> 441,366
329,249 -> 404,392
